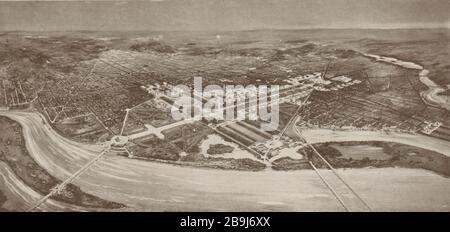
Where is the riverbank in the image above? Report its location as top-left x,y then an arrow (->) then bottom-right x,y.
0,190 -> 7,211
1,111 -> 450,211
0,116 -> 124,211
304,141 -> 450,177
302,128 -> 450,157
362,53 -> 450,110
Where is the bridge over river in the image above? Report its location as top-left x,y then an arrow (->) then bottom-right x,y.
1,110 -> 450,211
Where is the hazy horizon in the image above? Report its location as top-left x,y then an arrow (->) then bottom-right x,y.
1,27 -> 449,33
0,0 -> 449,31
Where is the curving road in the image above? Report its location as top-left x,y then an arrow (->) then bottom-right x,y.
1,110 -> 450,211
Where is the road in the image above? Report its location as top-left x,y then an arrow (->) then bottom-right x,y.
292,116 -> 372,212
1,111 -> 450,211
128,119 -> 195,140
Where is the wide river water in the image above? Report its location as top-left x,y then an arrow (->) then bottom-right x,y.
1,110 -> 450,211
1,52 -> 450,212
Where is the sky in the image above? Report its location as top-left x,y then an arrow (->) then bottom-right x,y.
0,0 -> 449,31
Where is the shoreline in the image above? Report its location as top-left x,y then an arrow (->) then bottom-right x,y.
1,111 -> 449,177
2,110 -> 449,175
361,53 -> 450,110
1,111 -> 450,211
0,115 -> 124,211
310,141 -> 449,178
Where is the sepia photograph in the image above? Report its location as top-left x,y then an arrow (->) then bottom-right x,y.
0,0 -> 449,216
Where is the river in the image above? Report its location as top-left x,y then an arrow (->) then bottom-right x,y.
1,110 -> 450,211
362,53 -> 450,110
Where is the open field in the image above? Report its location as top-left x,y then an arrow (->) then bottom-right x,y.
302,141 -> 450,177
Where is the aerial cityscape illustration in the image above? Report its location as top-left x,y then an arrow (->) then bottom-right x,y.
0,0 -> 449,212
